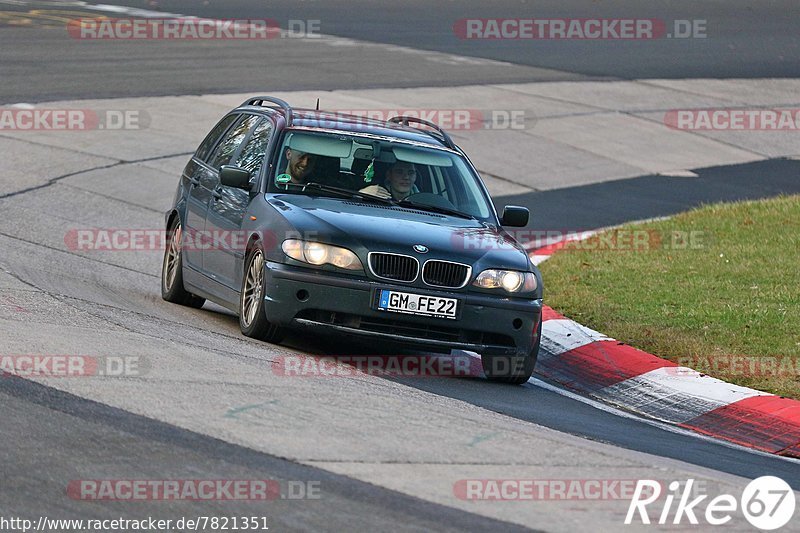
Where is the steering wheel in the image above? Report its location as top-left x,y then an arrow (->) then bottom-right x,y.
404,192 -> 457,210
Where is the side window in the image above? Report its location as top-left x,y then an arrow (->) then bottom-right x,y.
233,118 -> 274,180
195,114 -> 238,162
208,114 -> 261,170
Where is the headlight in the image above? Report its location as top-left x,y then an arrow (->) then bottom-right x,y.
281,239 -> 363,271
304,242 -> 328,265
473,269 -> 537,293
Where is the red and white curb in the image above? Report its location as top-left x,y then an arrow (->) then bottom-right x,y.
529,240 -> 800,459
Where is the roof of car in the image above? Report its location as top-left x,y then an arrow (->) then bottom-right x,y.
237,105 -> 454,150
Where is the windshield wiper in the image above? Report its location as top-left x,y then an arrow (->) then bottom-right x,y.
395,199 -> 476,220
288,182 -> 395,204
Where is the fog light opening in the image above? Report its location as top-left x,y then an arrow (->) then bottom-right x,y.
512,318 -> 523,330
296,289 -> 310,302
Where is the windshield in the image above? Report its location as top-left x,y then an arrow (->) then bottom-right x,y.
269,130 -> 494,220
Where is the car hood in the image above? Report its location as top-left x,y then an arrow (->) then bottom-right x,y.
269,195 -> 531,271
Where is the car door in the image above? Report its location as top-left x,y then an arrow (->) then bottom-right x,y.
204,116 -> 275,289
183,113 -> 239,270
189,113 -> 260,281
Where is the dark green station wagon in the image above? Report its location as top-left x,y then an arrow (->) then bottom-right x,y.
162,97 -> 543,384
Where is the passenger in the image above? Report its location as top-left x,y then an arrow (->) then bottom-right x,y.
360,161 -> 418,201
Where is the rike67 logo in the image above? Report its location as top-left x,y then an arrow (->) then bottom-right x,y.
626,476 -> 795,530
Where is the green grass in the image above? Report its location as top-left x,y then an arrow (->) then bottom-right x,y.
540,195 -> 800,398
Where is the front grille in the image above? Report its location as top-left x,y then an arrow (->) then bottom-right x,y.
369,253 -> 419,282
422,260 -> 471,288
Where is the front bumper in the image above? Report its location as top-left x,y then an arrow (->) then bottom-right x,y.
263,262 -> 542,356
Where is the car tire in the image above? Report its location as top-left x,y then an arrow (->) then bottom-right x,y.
239,244 -> 284,343
161,218 -> 206,309
482,318 -> 541,385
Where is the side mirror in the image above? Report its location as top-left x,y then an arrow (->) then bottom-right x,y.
500,205 -> 529,227
219,165 -> 252,189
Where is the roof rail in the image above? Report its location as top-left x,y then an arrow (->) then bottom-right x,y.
387,116 -> 456,150
242,96 -> 293,126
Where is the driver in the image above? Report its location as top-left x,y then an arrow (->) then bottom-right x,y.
284,148 -> 317,184
360,161 -> 418,201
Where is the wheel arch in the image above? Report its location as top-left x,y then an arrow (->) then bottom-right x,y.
165,209 -> 180,230
235,232 -> 265,293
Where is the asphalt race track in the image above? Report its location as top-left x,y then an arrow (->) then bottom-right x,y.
2,0 -> 799,101
1,1 -> 800,531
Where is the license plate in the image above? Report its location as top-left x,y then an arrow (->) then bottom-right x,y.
376,290 -> 458,319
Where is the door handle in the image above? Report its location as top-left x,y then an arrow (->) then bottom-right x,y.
187,176 -> 200,186
211,189 -> 222,200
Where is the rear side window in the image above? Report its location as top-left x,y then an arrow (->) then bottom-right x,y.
195,114 -> 238,162
234,118 -> 274,178
208,114 -> 261,169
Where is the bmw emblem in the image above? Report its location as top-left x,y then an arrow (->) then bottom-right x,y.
413,244 -> 429,254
